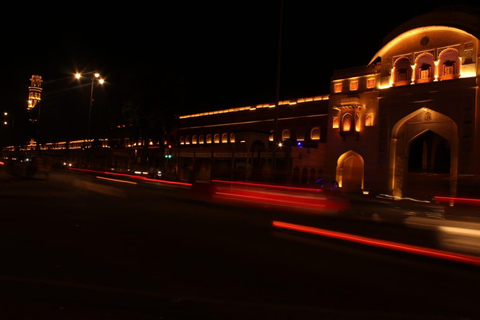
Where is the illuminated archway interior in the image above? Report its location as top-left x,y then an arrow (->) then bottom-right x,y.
336,151 -> 364,190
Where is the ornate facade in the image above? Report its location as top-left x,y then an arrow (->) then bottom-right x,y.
175,6 -> 480,198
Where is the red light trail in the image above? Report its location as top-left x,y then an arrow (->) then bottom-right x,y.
69,167 -> 192,187
212,179 -> 322,193
434,196 -> 480,206
272,220 -> 480,266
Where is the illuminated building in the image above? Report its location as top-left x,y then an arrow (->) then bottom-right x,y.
175,6 -> 480,198
3,6 -> 479,198
28,75 -> 42,111
27,75 -> 43,125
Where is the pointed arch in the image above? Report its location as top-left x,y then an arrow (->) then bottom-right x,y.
414,52 -> 435,83
389,108 -> 458,197
336,150 -> 364,190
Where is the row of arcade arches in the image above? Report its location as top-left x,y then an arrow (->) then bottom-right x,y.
393,48 -> 461,86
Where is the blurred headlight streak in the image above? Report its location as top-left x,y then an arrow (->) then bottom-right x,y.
405,217 -> 480,256
69,167 -> 192,187
212,180 -> 348,213
96,176 -> 138,185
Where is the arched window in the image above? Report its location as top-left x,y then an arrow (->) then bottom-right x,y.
296,128 -> 305,141
425,112 -> 431,121
191,135 -> 197,144
292,167 -> 300,184
230,133 -> 235,143
438,48 -> 461,80
185,135 -> 190,145
309,168 -> 316,185
180,136 -> 185,145
269,130 -> 274,142
365,113 -> 374,127
301,168 -> 308,185
310,127 -> 320,140
393,57 -> 411,86
333,82 -> 342,93
199,134 -> 204,144
206,134 -> 212,144
282,129 -> 290,141
214,133 -> 220,143
332,117 -> 339,129
415,53 -> 435,84
221,133 -> 228,143
342,113 -> 353,132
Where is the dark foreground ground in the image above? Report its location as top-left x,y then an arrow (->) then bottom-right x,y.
0,169 -> 479,319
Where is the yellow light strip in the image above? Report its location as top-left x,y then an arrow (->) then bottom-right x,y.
179,95 -> 329,119
96,176 -> 138,185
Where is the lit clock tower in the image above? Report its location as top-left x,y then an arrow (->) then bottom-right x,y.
28,75 -> 43,122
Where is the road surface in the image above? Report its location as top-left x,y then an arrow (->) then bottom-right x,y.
0,169 -> 479,319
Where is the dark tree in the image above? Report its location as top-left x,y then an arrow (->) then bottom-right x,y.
119,59 -> 185,168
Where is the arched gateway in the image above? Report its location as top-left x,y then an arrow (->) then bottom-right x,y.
336,150 -> 364,191
389,108 -> 458,197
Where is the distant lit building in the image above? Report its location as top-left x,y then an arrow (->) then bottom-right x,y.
175,6 -> 480,198
28,75 -> 42,110
27,74 -> 43,123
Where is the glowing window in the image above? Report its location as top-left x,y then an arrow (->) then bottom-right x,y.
214,133 -> 220,143
439,49 -> 460,80
365,113 -> 374,127
394,57 -> 411,85
310,127 -> 320,140
367,78 -> 375,88
342,113 -> 352,132
185,135 -> 190,145
420,68 -> 430,79
180,136 -> 185,145
282,129 -> 290,141
191,135 -> 197,144
296,129 -> 305,141
199,134 -> 204,144
444,64 -> 454,75
349,80 -> 358,91
415,53 -> 434,82
332,117 -> 339,129
206,134 -> 212,144
269,130 -> 274,142
222,133 -> 228,143
230,133 -> 235,143
334,83 -> 342,93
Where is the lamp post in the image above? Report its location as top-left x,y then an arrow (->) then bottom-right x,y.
2,111 -> 14,146
3,111 -> 14,131
75,72 -> 105,140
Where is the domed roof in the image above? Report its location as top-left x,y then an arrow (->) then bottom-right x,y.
369,6 -> 480,65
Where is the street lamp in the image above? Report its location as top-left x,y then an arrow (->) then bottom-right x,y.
75,72 -> 105,139
2,111 -> 14,144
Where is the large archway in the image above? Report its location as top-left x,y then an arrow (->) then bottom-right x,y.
406,130 -> 451,196
389,108 -> 458,198
336,151 -> 364,191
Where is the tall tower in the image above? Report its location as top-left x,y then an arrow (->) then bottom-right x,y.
28,75 -> 43,122
27,75 -> 43,146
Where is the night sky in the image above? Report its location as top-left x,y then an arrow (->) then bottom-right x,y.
1,1 -> 478,142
